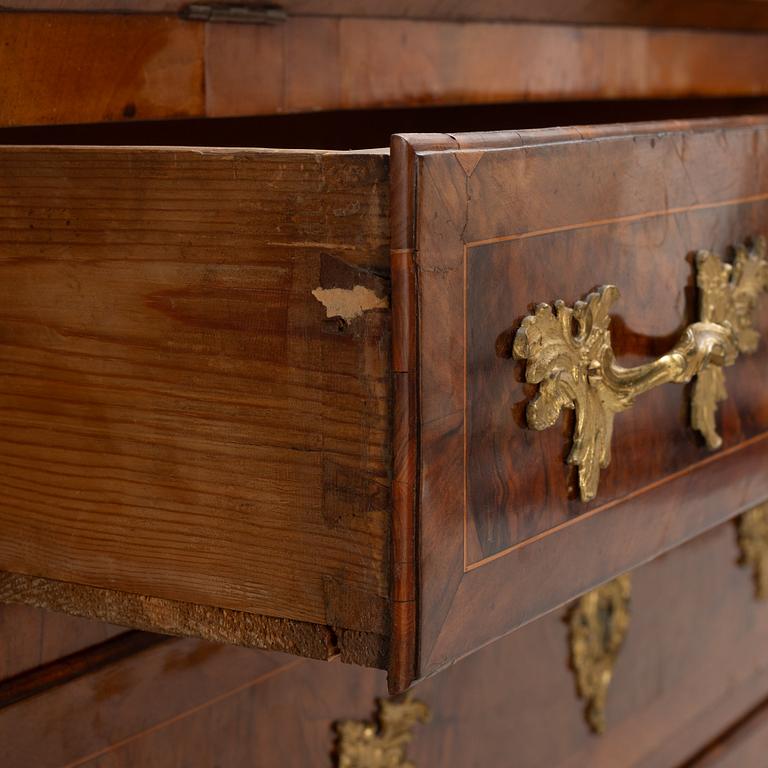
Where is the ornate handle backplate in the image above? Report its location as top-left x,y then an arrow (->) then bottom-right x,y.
335,693 -> 430,767
569,575 -> 631,734
513,237 -> 767,502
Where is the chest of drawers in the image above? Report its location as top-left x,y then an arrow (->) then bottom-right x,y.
1,4 -> 768,766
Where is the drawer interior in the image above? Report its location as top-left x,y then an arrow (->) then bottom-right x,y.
1,96 -> 768,151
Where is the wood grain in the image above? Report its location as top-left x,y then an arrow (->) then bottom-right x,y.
408,521 -> 768,768
0,630 -> 167,710
0,602 -> 124,682
0,634 -> 309,768
5,13 -> 768,126
3,521 -> 768,768
466,201 -> 768,557
0,14 -> 203,126
0,146 -> 391,663
205,19 -> 768,117
390,116 -> 768,682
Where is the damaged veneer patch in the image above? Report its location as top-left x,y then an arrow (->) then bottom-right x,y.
312,285 -> 388,323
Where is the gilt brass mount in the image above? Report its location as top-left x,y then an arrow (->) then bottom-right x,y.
335,693 -> 430,768
737,500 -> 768,600
693,240 -> 768,448
569,575 -> 631,734
513,237 -> 767,502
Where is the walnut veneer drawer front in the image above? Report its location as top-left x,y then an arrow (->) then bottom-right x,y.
1,116 -> 767,693
399,118 -> 768,684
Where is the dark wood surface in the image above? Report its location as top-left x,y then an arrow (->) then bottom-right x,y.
686,697 -> 768,767
3,97 -> 768,153
0,630 -> 167,711
0,145 -> 391,666
0,603 -> 124,682
391,116 -> 768,683
5,13 -> 768,126
3,520 -> 768,767
7,1 -> 768,31
408,520 -> 768,768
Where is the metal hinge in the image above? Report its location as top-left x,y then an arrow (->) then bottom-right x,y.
180,3 -> 287,24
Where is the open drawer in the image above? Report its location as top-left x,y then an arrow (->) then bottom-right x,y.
0,115 -> 767,692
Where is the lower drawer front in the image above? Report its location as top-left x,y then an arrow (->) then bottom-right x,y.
2,518 -> 767,768
406,518 -> 768,768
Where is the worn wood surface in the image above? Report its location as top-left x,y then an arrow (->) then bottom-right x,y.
3,521 -> 768,767
4,13 -> 768,126
0,572 -> 373,663
0,146 -> 391,664
390,116 -> 768,682
6,1 -> 768,31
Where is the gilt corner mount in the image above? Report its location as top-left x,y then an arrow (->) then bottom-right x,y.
512,236 -> 767,502
335,693 -> 430,768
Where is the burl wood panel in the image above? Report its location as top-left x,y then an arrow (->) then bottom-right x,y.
391,117 -> 768,682
3,522 -> 768,768
0,146 -> 391,663
467,201 -> 768,559
6,13 -> 768,126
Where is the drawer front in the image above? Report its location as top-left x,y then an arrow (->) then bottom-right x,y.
391,116 -> 768,683
407,520 -> 768,768
6,11 -> 768,131
0,145 -> 392,667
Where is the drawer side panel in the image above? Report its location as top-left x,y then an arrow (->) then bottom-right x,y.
0,146 -> 392,664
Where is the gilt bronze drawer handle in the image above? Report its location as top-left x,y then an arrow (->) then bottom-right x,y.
513,237 -> 767,502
